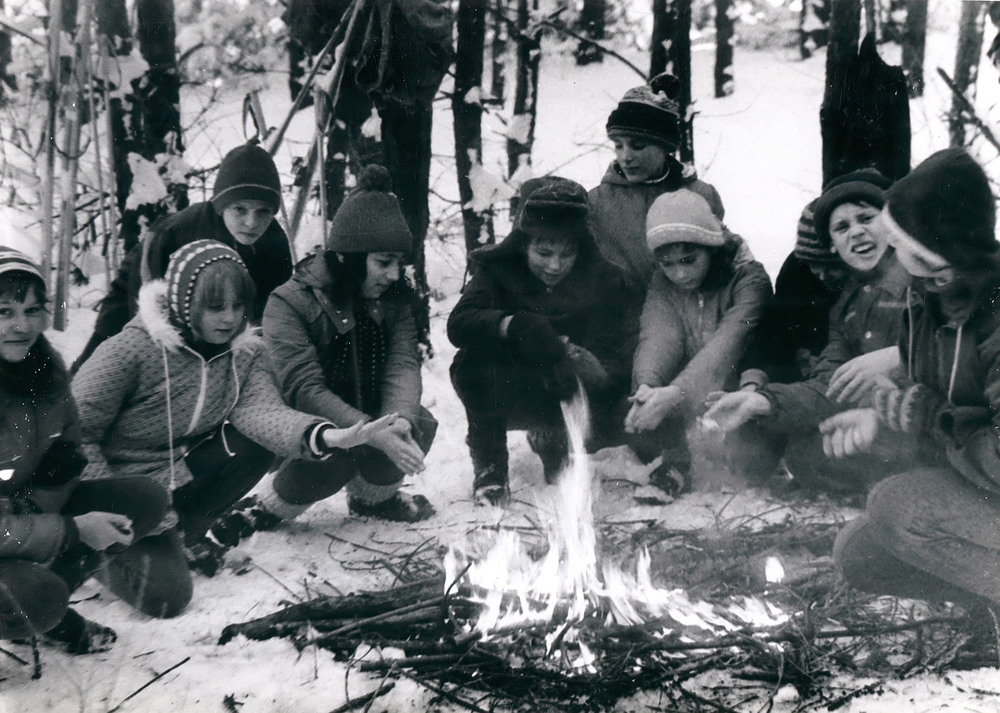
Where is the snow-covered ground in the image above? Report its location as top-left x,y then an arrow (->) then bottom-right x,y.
4,4 -> 1000,711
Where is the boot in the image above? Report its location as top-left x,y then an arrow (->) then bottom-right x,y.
209,496 -> 283,548
43,608 -> 116,655
526,428 -> 569,484
470,442 -> 510,507
348,492 -> 435,522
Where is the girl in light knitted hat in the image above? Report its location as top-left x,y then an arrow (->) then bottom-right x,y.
72,240 -> 390,616
246,165 -> 437,528
625,190 -> 770,494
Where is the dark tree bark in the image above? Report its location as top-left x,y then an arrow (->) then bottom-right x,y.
825,0 -> 861,85
489,0 -> 507,104
506,0 -> 540,177
901,0 -> 927,97
575,0 -> 606,64
0,0 -> 15,98
800,0 -> 830,60
714,0 -> 734,98
650,0 -> 694,163
949,1 -> 987,148
862,0 -> 875,37
453,0 -> 493,254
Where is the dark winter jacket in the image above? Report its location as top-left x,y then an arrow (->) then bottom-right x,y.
746,252 -> 843,384
0,338 -> 85,562
73,281 -> 327,494
762,253 -> 910,433
587,157 -> 727,301
263,254 -> 423,427
632,246 -> 771,414
889,273 -> 1000,493
86,202 -> 293,350
447,226 -> 634,400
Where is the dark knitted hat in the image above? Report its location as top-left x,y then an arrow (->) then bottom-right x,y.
515,176 -> 589,243
813,168 -> 892,246
211,141 -> 282,214
606,73 -> 682,151
326,165 -> 413,254
165,240 -> 248,331
881,148 -> 998,269
0,246 -> 44,283
793,199 -> 839,264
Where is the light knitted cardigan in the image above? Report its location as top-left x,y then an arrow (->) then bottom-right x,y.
72,280 -> 327,493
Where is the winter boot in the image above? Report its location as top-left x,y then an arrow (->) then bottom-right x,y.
43,608 -> 116,655
526,428 -> 569,484
209,496 -> 283,548
183,534 -> 230,578
470,442 -> 510,507
348,492 -> 436,522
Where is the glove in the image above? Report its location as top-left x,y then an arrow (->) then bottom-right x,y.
506,312 -> 567,368
565,342 -> 609,390
543,355 -> 579,401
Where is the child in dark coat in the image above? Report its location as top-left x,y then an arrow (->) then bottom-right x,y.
0,247 -> 169,653
625,191 -> 771,494
73,141 -> 293,370
448,176 -> 633,506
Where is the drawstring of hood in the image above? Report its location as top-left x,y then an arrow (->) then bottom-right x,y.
947,324 -> 962,405
905,286 -> 964,405
161,345 -> 178,493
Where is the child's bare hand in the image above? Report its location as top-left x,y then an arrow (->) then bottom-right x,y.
819,408 -> 879,458
625,385 -> 683,433
702,391 -> 771,432
74,512 -> 134,552
827,347 -> 900,404
322,414 -> 397,450
369,419 -> 426,475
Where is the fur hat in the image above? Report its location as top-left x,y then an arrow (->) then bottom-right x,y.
164,240 -> 248,331
881,148 -> 999,269
0,246 -> 44,284
326,165 -> 413,255
793,199 -> 839,264
606,73 -> 682,151
646,190 -> 725,253
813,168 -> 892,247
515,176 -> 589,243
211,141 -> 282,214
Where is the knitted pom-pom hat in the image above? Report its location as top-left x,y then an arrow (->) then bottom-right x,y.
881,148 -> 999,269
165,240 -> 248,331
515,176 -> 589,243
813,168 -> 892,246
211,141 -> 282,214
326,165 -> 413,255
0,246 -> 44,283
606,73 -> 682,151
646,190 -> 725,253
793,199 -> 840,264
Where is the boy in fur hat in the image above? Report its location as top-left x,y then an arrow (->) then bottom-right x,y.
448,176 -> 633,506
73,141 -> 293,371
818,149 -> 1000,632
72,241 -> 390,612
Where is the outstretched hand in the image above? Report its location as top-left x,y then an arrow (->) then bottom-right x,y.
369,418 -> 426,475
625,385 -> 684,433
74,512 -> 134,552
819,408 -> 879,458
827,347 -> 900,405
322,414 -> 398,450
702,390 -> 772,432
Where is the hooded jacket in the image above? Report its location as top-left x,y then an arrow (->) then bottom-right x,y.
263,253 -> 423,427
762,252 -> 910,432
73,281 -> 326,493
447,225 -> 634,399
587,157 -> 727,300
632,243 -> 771,413
0,338 -> 84,562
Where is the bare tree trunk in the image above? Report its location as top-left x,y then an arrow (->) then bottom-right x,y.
800,0 -> 830,60
949,1 -> 987,148
826,0 -> 860,85
0,0 -> 15,99
506,0 -> 540,178
489,0 -> 508,104
575,0 -> 605,64
901,0 -> 927,97
650,0 -> 694,163
862,0 -> 875,38
454,0 -> 493,254
714,0 -> 734,98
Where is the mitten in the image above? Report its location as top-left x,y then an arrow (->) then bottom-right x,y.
566,343 -> 609,390
544,355 -> 579,402
873,384 -> 943,433
506,312 -> 566,368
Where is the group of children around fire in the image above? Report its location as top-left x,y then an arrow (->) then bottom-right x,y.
2,74 -> 999,658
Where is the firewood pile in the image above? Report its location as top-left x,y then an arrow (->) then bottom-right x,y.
220,513 -> 992,713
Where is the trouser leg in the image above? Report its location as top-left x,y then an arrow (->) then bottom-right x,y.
97,529 -> 193,618
0,560 -> 70,639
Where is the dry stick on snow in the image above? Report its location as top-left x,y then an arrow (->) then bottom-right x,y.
399,670 -> 493,713
107,656 -> 191,713
937,67 -> 1000,155
327,679 -> 396,713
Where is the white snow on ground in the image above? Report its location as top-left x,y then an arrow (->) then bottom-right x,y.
5,9 -> 1000,711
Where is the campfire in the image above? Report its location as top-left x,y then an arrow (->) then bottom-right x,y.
221,389 -> 987,712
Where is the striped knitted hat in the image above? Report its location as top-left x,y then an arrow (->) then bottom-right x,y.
607,73 -> 682,151
164,240 -> 248,331
793,199 -> 839,264
0,246 -> 44,283
646,190 -> 725,253
211,141 -> 282,214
